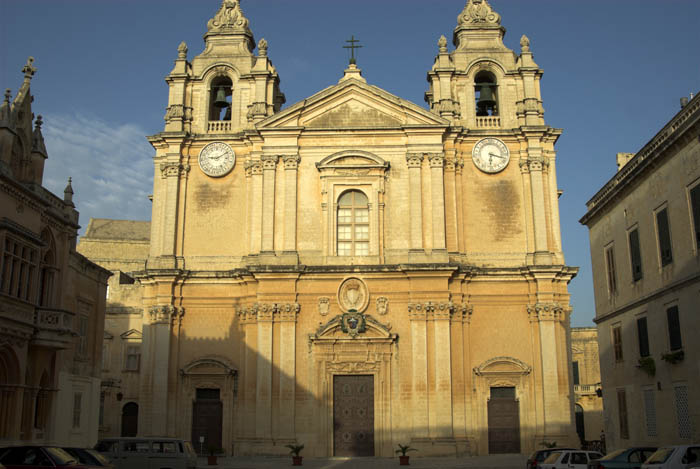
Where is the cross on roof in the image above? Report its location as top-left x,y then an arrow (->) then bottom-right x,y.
343,35 -> 363,65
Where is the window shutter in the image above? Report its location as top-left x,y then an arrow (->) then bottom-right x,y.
666,306 -> 682,351
637,317 -> 650,357
629,229 -> 643,281
691,185 -> 700,249
572,361 -> 580,385
656,209 -> 673,266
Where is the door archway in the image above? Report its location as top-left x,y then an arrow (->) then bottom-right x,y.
121,402 -> 138,437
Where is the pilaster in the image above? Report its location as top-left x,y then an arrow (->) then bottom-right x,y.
428,153 -> 447,252
408,303 -> 429,438
282,154 -> 300,254
261,155 -> 278,253
406,153 -> 424,253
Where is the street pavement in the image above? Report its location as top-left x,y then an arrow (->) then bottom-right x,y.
197,454 -> 528,469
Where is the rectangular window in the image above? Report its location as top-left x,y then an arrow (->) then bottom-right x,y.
667,306 -> 682,351
617,389 -> 629,439
691,184 -> 700,250
605,245 -> 617,296
643,388 -> 657,437
637,317 -> 650,357
572,361 -> 580,386
102,344 -> 109,371
0,237 -> 37,301
612,325 -> 623,362
125,345 -> 141,371
72,393 -> 82,429
674,385 -> 692,439
656,208 -> 673,266
77,315 -> 88,357
629,228 -> 643,281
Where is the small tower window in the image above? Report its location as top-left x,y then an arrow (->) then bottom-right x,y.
474,71 -> 498,116
209,76 -> 233,121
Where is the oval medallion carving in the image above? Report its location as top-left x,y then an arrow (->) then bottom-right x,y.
337,277 -> 369,313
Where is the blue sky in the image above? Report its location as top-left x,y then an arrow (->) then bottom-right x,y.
2,0 -> 699,327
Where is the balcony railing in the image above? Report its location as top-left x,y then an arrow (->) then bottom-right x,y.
475,116 -> 501,128
33,308 -> 75,349
574,384 -> 597,395
208,121 -> 232,133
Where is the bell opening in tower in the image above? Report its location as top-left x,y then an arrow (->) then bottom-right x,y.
209,76 -> 233,121
474,71 -> 498,117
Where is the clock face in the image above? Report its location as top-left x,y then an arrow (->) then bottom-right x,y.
472,137 -> 510,173
198,142 -> 235,177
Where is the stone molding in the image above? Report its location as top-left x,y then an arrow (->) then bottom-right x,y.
526,302 -> 567,322
473,356 -> 532,376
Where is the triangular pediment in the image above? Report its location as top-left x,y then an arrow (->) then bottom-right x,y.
120,329 -> 142,340
258,78 -> 449,130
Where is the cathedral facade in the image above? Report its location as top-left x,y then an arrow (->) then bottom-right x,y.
84,0 -> 577,457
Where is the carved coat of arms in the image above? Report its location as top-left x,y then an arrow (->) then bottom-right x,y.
340,311 -> 366,338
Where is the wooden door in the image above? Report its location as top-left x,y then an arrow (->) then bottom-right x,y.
191,389 -> 222,453
488,387 -> 520,454
333,375 -> 374,457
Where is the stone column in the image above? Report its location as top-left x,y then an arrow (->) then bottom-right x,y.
428,154 -> 447,251
255,304 -> 274,439
408,303 -> 429,437
246,160 -> 263,255
433,302 -> 453,438
406,154 -> 424,252
261,156 -> 278,253
529,303 -> 565,438
158,162 -> 186,258
282,155 -> 300,253
277,303 -> 299,439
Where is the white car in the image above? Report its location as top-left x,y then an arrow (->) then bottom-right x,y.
541,450 -> 604,469
641,445 -> 700,469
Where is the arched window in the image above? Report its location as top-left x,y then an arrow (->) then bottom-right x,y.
575,403 -> 585,443
337,190 -> 369,256
209,76 -> 233,121
474,70 -> 498,116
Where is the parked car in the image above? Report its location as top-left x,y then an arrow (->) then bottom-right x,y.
641,445 -> 700,469
588,447 -> 657,469
94,438 -> 197,469
541,450 -> 605,469
527,448 -> 576,469
61,449 -> 111,469
0,446 -> 84,469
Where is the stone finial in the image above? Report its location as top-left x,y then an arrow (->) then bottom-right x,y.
207,0 -> 251,35
0,89 -> 11,127
438,35 -> 448,53
258,38 -> 268,57
177,41 -> 188,59
520,34 -> 530,53
32,115 -> 47,156
458,0 -> 501,26
34,114 -> 43,130
3,89 -> 9,103
64,177 -> 74,206
22,56 -> 36,82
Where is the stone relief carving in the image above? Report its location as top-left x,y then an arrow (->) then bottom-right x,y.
474,356 -> 532,376
207,0 -> 251,35
235,303 -> 300,323
376,296 -> 388,315
408,301 -> 473,322
312,312 -> 393,340
160,162 -> 190,178
458,0 -> 501,26
326,361 -> 380,373
338,277 -> 369,313
318,297 -> 330,316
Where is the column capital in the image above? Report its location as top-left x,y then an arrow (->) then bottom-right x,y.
159,162 -> 190,179
428,153 -> 445,168
244,160 -> 262,176
147,305 -> 182,325
527,302 -> 567,322
406,153 -> 424,168
261,154 -> 279,170
282,154 -> 301,170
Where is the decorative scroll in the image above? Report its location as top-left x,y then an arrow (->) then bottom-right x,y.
206,0 -> 251,36
458,0 -> 501,26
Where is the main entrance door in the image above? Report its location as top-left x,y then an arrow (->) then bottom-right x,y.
488,387 -> 520,454
333,375 -> 374,456
191,389 -> 222,454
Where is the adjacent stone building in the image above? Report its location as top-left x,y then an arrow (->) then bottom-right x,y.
580,93 -> 700,450
0,58 -> 111,446
571,328 -> 603,445
81,0 -> 579,457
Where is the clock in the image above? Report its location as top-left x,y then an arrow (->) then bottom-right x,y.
472,137 -> 510,173
198,142 -> 235,177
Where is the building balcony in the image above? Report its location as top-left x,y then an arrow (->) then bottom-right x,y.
574,384 -> 599,396
32,307 -> 76,349
475,116 -> 501,128
208,121 -> 232,133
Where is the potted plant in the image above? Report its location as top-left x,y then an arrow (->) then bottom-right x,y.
207,445 -> 221,465
285,443 -> 304,466
396,444 -> 417,465
661,349 -> 684,364
637,356 -> 656,376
